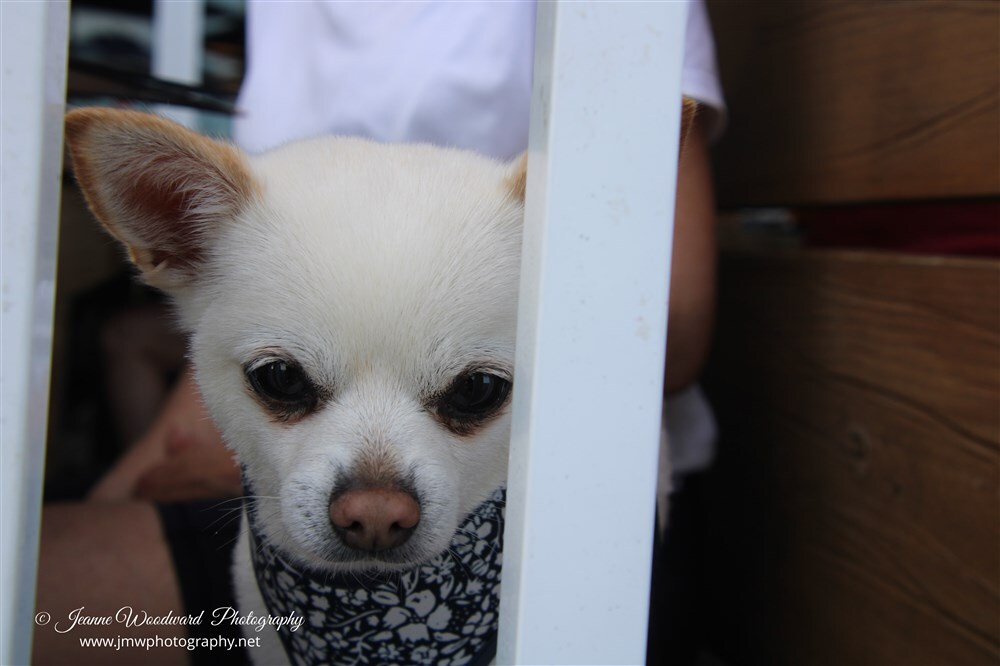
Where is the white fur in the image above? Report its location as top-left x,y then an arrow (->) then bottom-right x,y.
208,140 -> 523,662
186,138 -> 523,574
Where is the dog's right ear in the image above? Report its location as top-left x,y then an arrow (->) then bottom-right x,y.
65,108 -> 258,291
505,152 -> 528,203
680,96 -> 697,152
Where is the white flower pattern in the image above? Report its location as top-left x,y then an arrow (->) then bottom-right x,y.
248,487 -> 505,666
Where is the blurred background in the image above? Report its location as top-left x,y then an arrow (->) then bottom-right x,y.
49,0 -> 244,499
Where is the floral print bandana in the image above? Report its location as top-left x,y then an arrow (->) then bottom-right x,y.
244,486 -> 505,666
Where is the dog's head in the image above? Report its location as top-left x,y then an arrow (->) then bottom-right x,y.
66,109 -> 526,572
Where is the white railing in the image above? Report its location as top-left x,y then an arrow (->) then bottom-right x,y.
151,0 -> 204,128
500,3 -> 688,664
0,2 -> 69,664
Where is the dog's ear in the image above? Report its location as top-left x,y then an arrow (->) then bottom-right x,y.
65,108 -> 258,291
505,97 -> 698,204
505,152 -> 528,203
680,96 -> 697,152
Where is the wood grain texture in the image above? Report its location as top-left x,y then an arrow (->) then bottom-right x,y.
701,248 -> 1000,665
706,0 -> 1000,206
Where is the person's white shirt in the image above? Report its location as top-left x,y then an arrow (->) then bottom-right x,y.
236,1 -> 725,157
235,0 -> 725,491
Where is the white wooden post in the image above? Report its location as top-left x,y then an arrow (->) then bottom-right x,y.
151,0 -> 205,128
499,2 -> 689,664
0,2 -> 69,663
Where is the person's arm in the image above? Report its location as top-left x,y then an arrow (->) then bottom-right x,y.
664,110 -> 716,394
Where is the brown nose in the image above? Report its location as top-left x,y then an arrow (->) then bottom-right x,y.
329,488 -> 420,552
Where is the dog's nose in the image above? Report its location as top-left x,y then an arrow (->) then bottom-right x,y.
329,488 -> 420,552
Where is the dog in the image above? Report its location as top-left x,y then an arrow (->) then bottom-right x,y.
65,107 -> 524,665
65,103 -> 694,665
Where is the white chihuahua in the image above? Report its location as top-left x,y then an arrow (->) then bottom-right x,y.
65,104 -> 692,665
66,108 -> 525,665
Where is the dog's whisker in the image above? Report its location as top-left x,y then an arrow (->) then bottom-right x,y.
218,508 -> 258,548
452,529 -> 502,560
487,514 -> 506,532
348,570 -> 368,592
217,494 -> 281,506
200,497 -> 244,512
208,512 -> 245,539
453,527 -> 502,557
444,546 -> 475,578
207,494 -> 280,523
218,530 -> 245,552
204,505 -> 245,531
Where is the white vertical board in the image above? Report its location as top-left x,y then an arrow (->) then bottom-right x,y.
0,1 -> 69,663
151,0 -> 205,128
499,2 -> 688,664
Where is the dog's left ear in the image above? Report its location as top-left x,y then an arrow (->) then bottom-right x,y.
505,152 -> 529,203
504,96 -> 698,204
65,108 -> 259,292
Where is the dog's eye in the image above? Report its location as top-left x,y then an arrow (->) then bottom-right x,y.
245,359 -> 317,415
438,372 -> 511,426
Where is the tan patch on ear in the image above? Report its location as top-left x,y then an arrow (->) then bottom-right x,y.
679,96 -> 698,153
506,151 -> 528,203
64,108 -> 259,288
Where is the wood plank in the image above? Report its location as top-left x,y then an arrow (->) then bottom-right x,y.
701,248 -> 1000,665
706,0 -> 1000,206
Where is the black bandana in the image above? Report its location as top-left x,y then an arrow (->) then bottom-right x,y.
244,486 -> 505,666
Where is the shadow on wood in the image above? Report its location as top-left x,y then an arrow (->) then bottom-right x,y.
700,247 -> 1000,665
